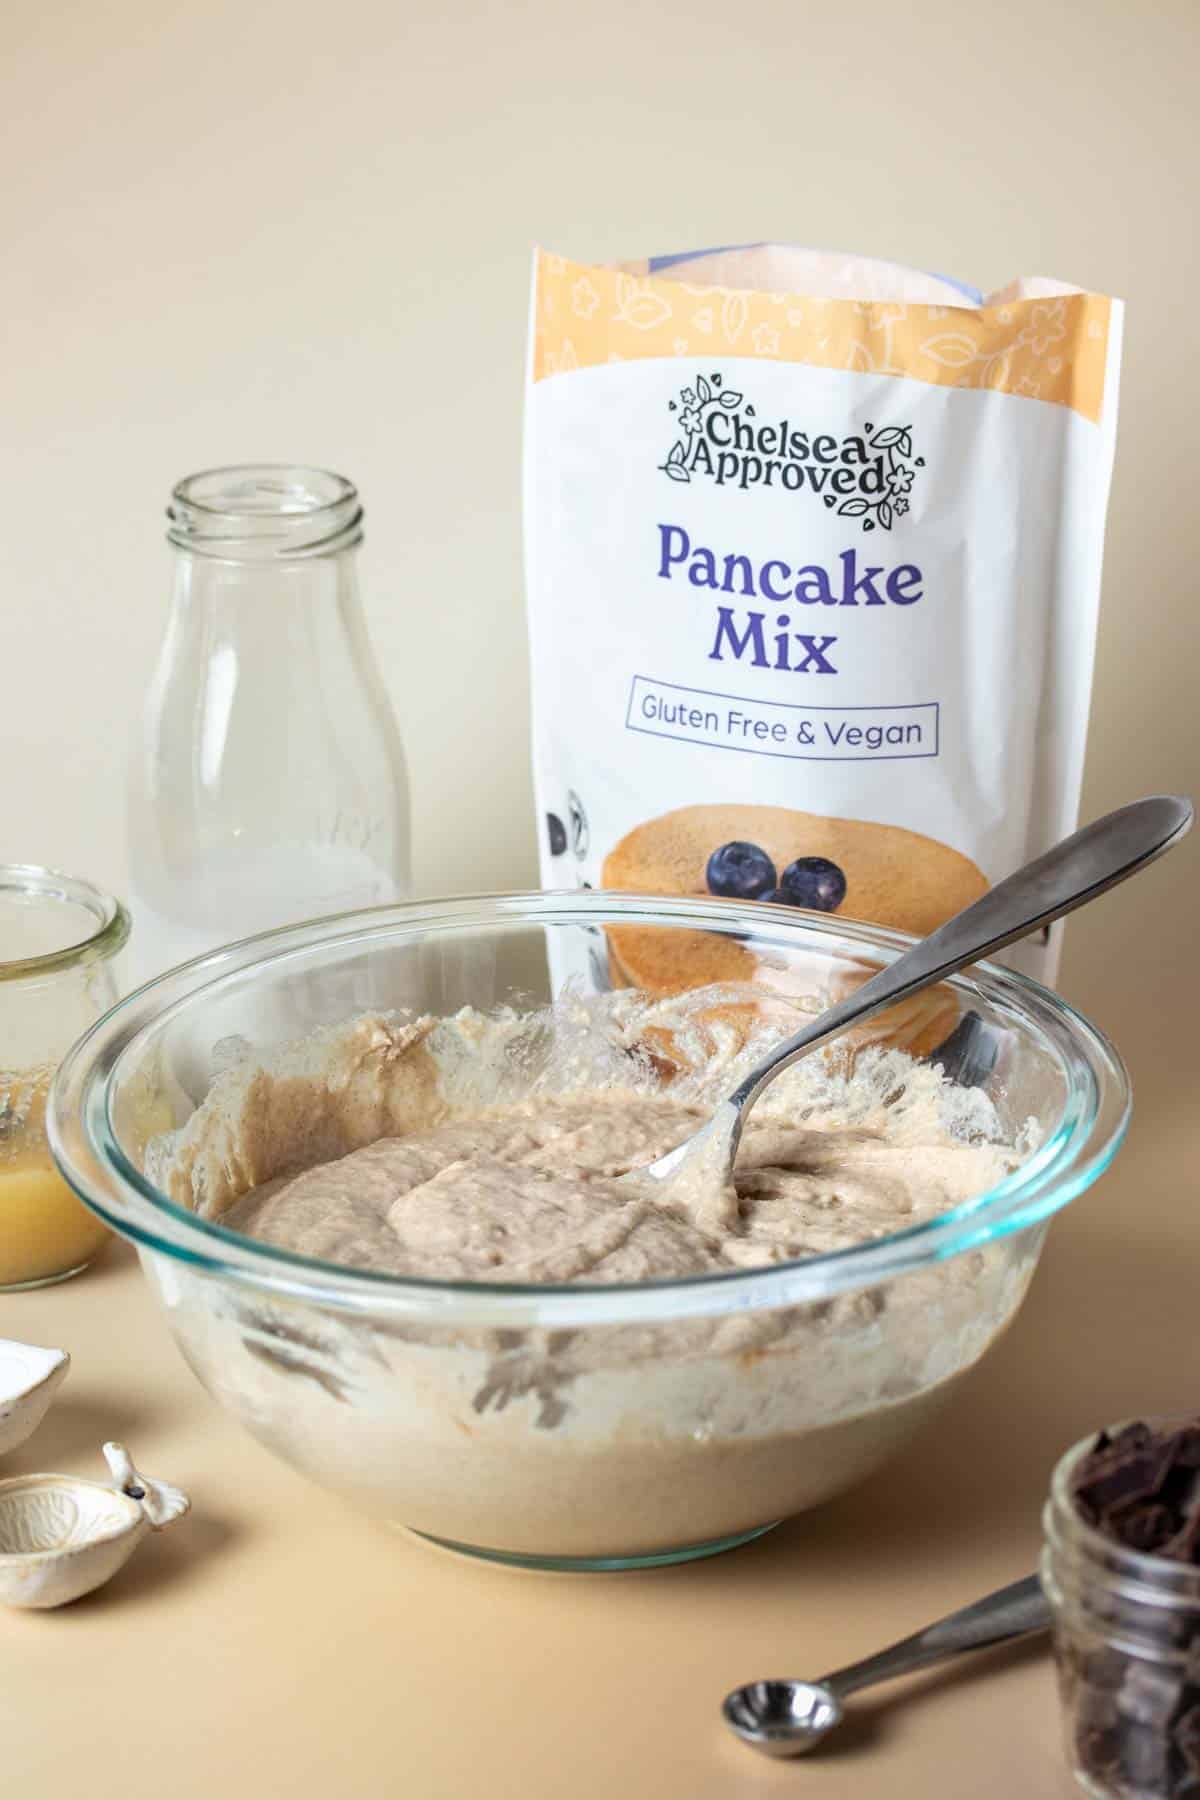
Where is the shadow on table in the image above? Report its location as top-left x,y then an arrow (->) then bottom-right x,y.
72,1506 -> 240,1612
784,1634 -> 1049,1764
6,1387 -> 167,1475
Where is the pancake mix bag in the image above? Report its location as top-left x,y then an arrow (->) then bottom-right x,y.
523,246 -> 1122,1041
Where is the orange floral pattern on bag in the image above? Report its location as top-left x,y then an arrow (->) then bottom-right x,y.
533,252 -> 1112,423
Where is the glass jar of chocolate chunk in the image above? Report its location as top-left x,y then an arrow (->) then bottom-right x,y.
1042,1418 -> 1200,1798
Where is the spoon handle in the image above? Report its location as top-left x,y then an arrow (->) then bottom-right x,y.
822,1573 -> 1050,1699
729,794 -> 1192,1116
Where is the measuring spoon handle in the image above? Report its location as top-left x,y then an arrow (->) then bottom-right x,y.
824,1573 -> 1050,1699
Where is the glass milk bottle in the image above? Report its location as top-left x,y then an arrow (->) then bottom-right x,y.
128,467 -> 410,981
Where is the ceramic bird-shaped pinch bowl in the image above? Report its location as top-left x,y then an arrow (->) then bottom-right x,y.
0,1441 -> 189,1609
0,1339 -> 70,1458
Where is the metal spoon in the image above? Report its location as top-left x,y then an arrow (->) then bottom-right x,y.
635,794 -> 1193,1200
723,1571 -> 1049,1757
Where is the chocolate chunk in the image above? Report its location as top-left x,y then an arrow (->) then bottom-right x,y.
1081,1646 -> 1130,1691
1110,1422 -> 1156,1453
1175,1427 -> 1200,1469
1165,1497 -> 1200,1564
1075,1720 -> 1123,1779
1073,1418 -> 1200,1563
1075,1678 -> 1123,1738
1117,1661 -> 1182,1729
1074,1490 -> 1101,1528
1177,1703 -> 1200,1777
1079,1444 -> 1175,1516
1120,1721 -> 1170,1790
1158,1461 -> 1200,1522
1111,1502 -> 1177,1553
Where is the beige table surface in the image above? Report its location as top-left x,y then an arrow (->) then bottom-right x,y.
4,873 -> 1198,1800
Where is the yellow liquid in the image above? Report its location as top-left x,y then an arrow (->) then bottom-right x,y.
0,1158 -> 110,1286
1,1067 -> 111,1287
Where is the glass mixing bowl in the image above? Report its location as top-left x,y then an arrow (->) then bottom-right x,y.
48,894 -> 1130,1571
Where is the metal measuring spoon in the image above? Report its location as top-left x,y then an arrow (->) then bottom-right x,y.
723,1572 -> 1049,1757
633,795 -> 1193,1203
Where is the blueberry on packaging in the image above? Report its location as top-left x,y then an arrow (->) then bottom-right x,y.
778,856 -> 846,913
706,841 -> 776,900
524,244 -> 1123,999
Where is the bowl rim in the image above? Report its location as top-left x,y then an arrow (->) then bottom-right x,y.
0,864 -> 130,982
47,890 -> 1131,1327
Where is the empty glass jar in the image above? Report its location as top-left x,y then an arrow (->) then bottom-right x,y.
0,866 -> 129,1289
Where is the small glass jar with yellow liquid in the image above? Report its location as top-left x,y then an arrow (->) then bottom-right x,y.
1,867 -> 129,1289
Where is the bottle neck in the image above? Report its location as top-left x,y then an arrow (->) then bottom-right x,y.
169,536 -> 362,623
165,463 -> 366,628
166,465 -> 363,563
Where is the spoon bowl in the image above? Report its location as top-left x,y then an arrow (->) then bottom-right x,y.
723,1679 -> 842,1757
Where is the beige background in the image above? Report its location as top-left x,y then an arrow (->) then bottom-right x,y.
3,2 -> 1199,1796
5,0 -> 1198,923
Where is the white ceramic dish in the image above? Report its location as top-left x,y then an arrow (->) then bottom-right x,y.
0,1339 -> 70,1457
0,1441 -> 189,1609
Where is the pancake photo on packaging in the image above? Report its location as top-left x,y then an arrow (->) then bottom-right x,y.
602,803 -> 990,1055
